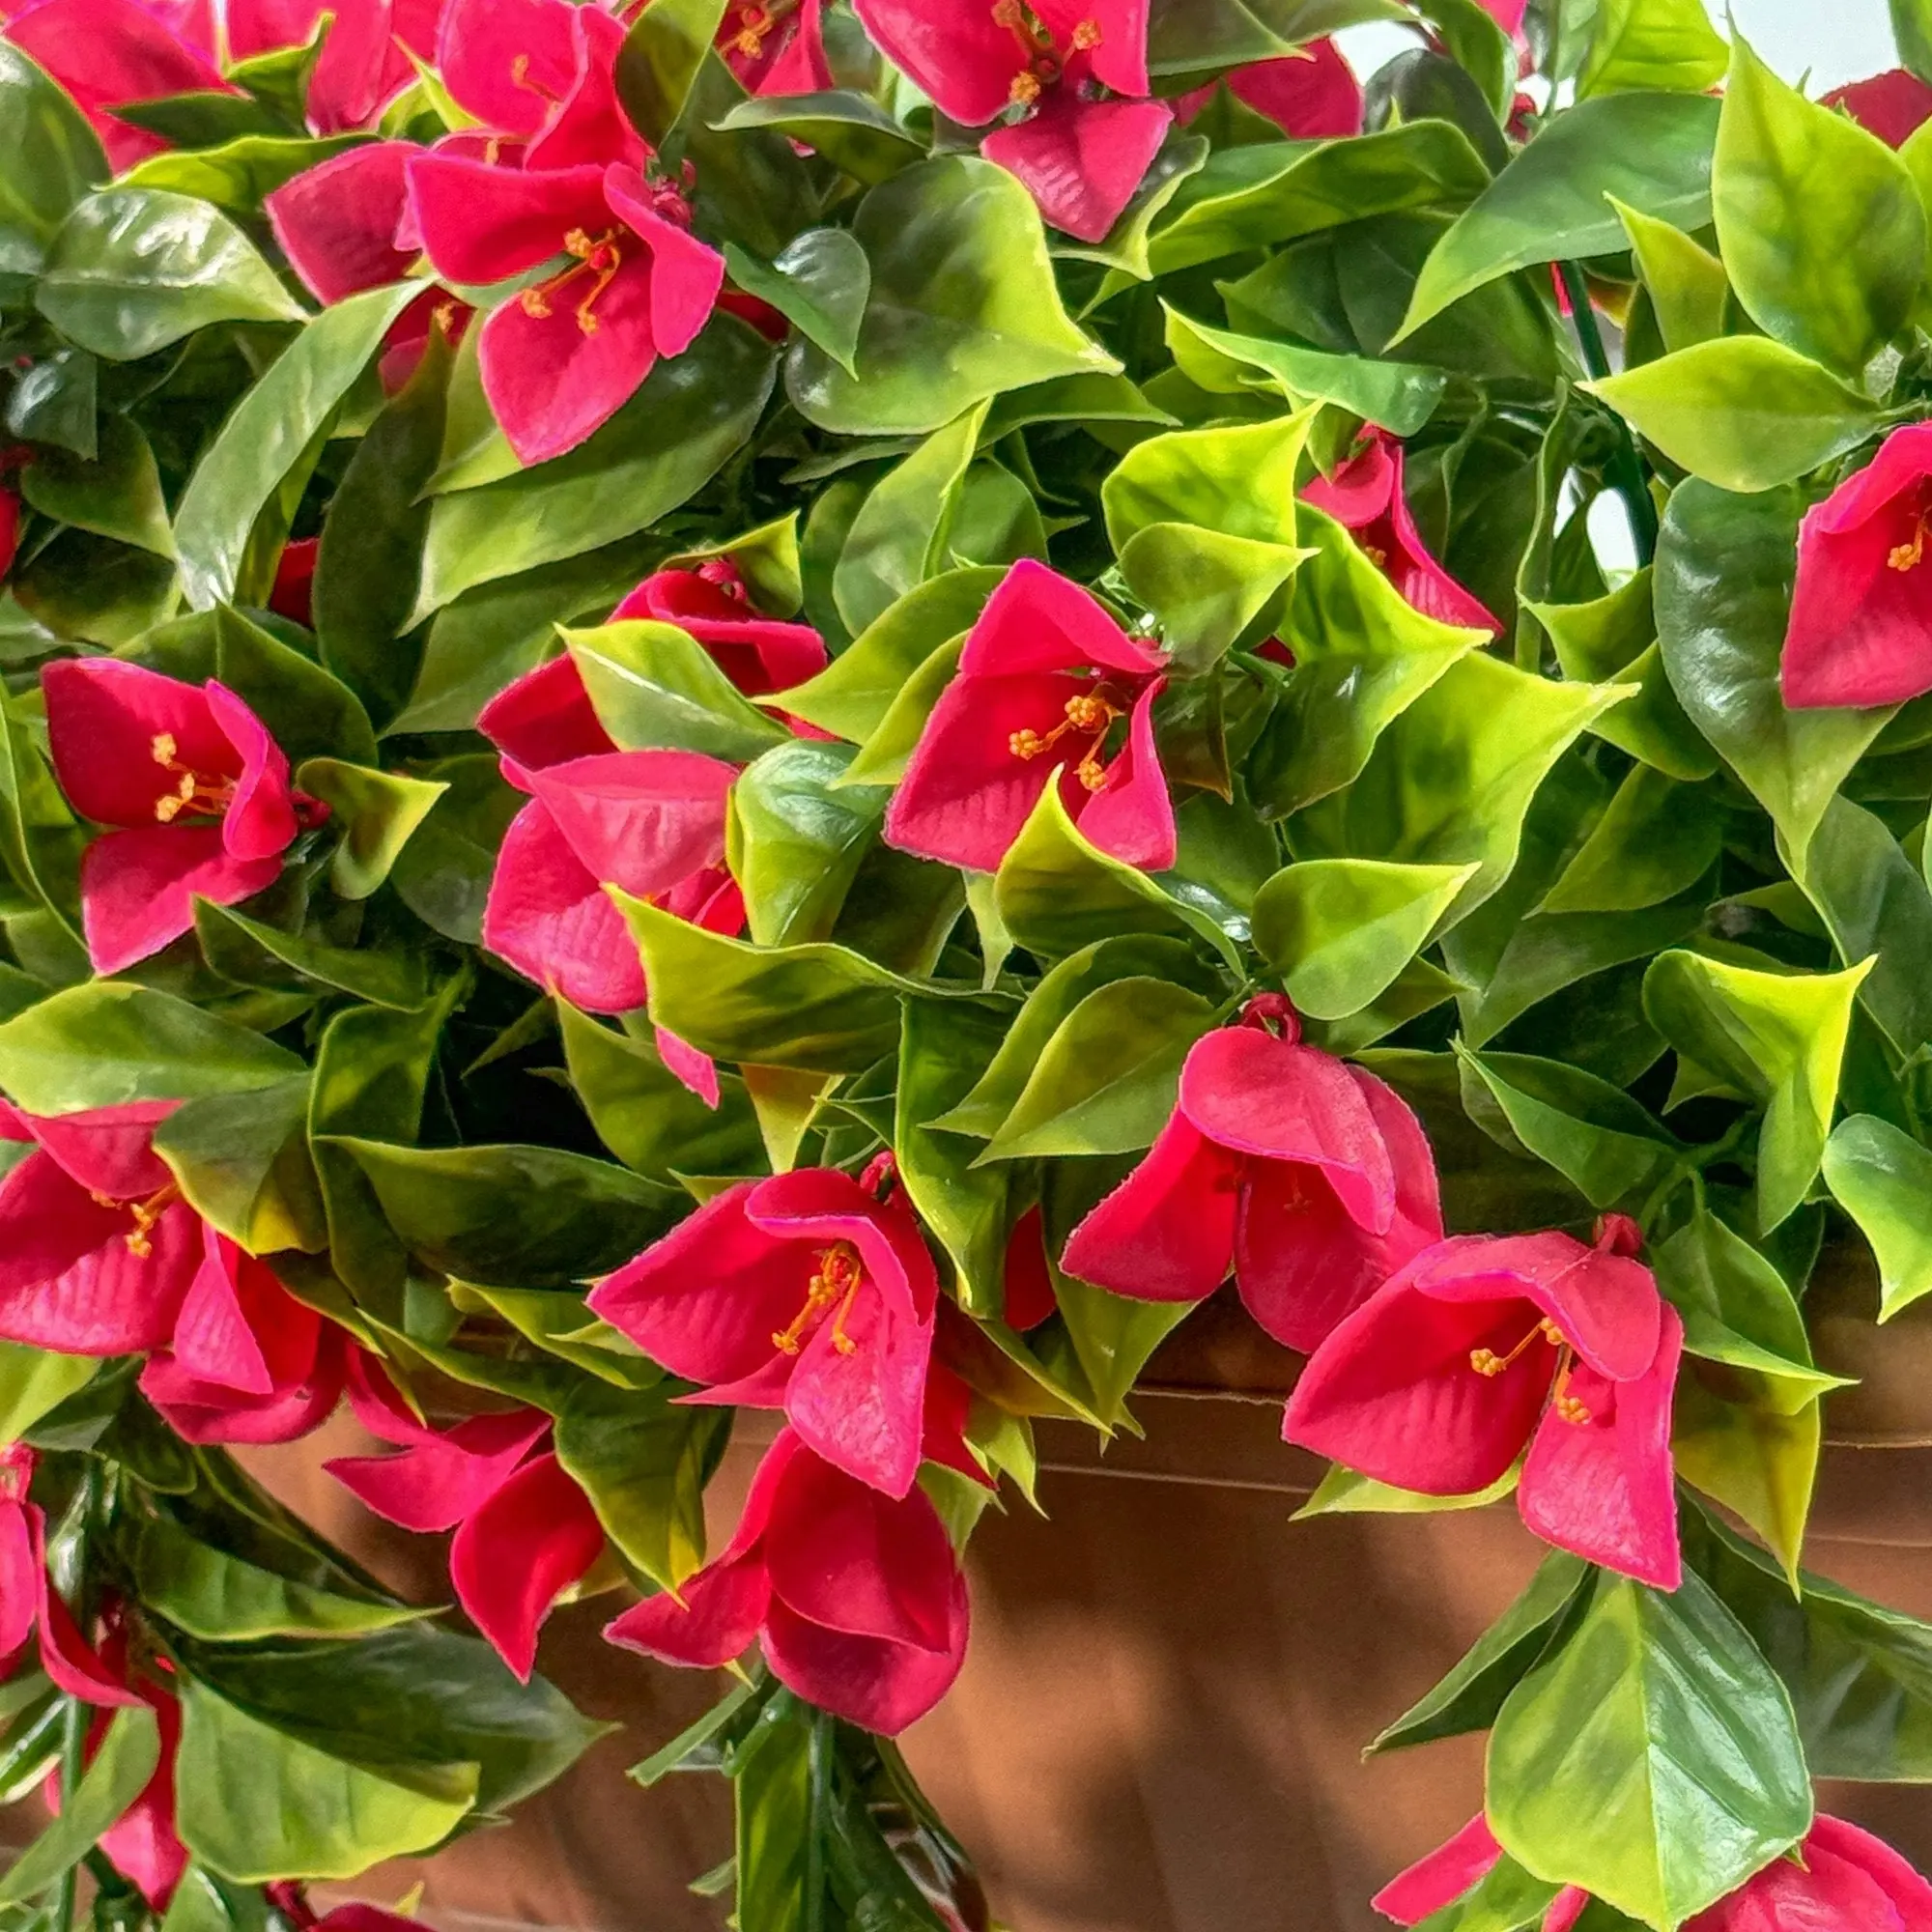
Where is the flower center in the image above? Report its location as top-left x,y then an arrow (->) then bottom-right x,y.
1008,689 -> 1124,792
771,1240 -> 865,1357
1469,1317 -> 1592,1426
696,557 -> 749,601
990,1 -> 1102,105
90,1181 -> 181,1260
150,732 -> 236,825
519,228 -> 625,335
727,0 -> 799,58
1889,510 -> 1931,573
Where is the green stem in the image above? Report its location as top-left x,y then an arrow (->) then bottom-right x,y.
1558,261 -> 1660,567
50,1698 -> 89,1932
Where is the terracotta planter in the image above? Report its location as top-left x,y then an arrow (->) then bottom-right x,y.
235,1256 -> 1932,1932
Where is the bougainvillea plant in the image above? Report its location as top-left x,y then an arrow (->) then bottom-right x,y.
8,0 -> 1932,1922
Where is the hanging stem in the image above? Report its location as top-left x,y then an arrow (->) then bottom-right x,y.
50,1462 -> 101,1932
1558,261 -> 1660,566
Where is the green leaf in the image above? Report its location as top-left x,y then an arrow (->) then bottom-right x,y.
614,0 -> 726,144
192,900 -> 429,1010
1291,652 -> 1633,934
177,1682 -> 474,1882
1161,306 -> 1447,436
1822,1114 -> 1932,1320
1293,1461 -> 1520,1518
834,402 -> 990,638
772,568 -> 1003,745
1540,766 -> 1724,915
980,977 -> 1217,1163
1370,1552 -> 1591,1755
1655,1210 -> 1843,1577
1249,502 -> 1488,817
1654,480 -> 1895,866
0,1704 -> 159,1905
1577,0 -> 1728,98
0,981 -> 300,1111
616,891 -> 977,1072
0,41 -> 105,279
784,156 -> 1118,437
152,1075 -> 327,1256
557,1001 -> 762,1180
711,89 -> 925,186
320,1137 -> 680,1289
20,414 -> 173,556
119,130 -> 358,211
413,314 -> 776,614
175,282 -> 421,611
1486,1567 -> 1812,1927
1898,0 -> 1932,83
130,1512 -> 426,1641
729,739 -> 886,947
313,326 -> 450,729
36,187 -> 302,357
894,999 -> 1011,1316
565,618 -> 789,761
1714,33 -> 1927,373
141,604 -> 377,767
993,783 -> 1240,968
1397,94 -> 1719,337
386,753 -> 524,945
1587,336 -> 1881,493
1142,124 -> 1492,282
1785,794 -> 1932,1057
838,633 -> 962,788
554,1378 -> 725,1593
1457,1047 -> 1680,1208
1683,1500 -> 1932,1782
724,229 -> 868,376
297,759 -> 448,903
1642,950 -> 1871,1231
306,988 -> 454,1311
1610,198 -> 1729,353
0,1341 -> 98,1443
1252,859 -> 1476,1021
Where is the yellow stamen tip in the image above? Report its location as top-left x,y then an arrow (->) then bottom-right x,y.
520,290 -> 552,317
833,1335 -> 857,1356
1469,1349 -> 1503,1377
1009,70 -> 1042,104
151,733 -> 177,766
154,796 -> 183,823
1070,16 -> 1101,48
125,1231 -> 152,1260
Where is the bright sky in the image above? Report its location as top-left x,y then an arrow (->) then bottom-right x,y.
1339,0 -> 1899,93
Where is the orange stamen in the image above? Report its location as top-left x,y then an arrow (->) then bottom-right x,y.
150,732 -> 235,826
1890,511 -> 1930,572
1008,690 -> 1124,791
772,1242 -> 865,1357
519,228 -> 624,335
728,0 -> 798,57
109,1182 -> 180,1260
1069,17 -> 1102,50
1469,1317 -> 1592,1425
992,0 -> 1062,94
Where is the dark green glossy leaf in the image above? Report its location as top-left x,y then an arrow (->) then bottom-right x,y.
724,229 -> 868,376
785,156 -> 1118,436
1539,766 -> 1724,915
1370,1551 -> 1590,1755
313,327 -> 450,729
729,739 -> 886,947
0,41 -> 105,279
176,283 -> 421,611
615,0 -> 727,145
36,187 -> 300,357
19,414 -> 173,556
712,89 -> 924,186
193,900 -> 428,1010
0,1704 -> 159,1904
321,1136 -> 680,1288
414,315 -> 776,612
1822,1113 -> 1932,1321
565,618 -> 789,761
1487,1567 -> 1811,1926
152,1074 -> 326,1256
1398,94 -> 1719,337
554,1378 -> 726,1593
1654,480 -> 1894,865
0,980 -> 299,1111
557,1001 -> 763,1180
120,133 -> 362,214
386,754 -> 522,945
